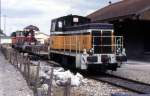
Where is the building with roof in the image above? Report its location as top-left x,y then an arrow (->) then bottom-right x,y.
87,0 -> 150,60
0,36 -> 12,44
34,31 -> 49,44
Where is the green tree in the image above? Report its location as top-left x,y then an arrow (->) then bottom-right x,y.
10,32 -> 16,37
0,29 -> 6,36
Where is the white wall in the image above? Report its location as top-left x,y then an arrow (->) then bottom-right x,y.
35,32 -> 49,44
0,38 -> 12,44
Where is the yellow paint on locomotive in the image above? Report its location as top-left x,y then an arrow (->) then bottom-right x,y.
50,34 -> 92,52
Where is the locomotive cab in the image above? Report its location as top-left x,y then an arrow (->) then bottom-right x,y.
86,29 -> 126,71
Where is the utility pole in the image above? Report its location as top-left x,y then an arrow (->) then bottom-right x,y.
0,0 -> 2,29
3,15 -> 6,34
0,0 -> 1,30
0,0 -> 1,44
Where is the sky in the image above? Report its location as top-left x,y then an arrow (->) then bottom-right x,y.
1,0 -> 122,35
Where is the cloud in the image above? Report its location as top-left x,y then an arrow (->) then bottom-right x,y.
2,8 -> 44,18
1,0 -> 122,35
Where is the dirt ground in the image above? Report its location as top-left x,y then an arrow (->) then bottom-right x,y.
0,51 -> 33,96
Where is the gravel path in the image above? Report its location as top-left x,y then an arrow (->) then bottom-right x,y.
108,60 -> 150,84
0,51 -> 33,96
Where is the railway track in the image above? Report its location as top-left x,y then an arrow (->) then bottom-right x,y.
45,60 -> 150,94
14,49 -> 150,94
28,52 -> 150,94
90,74 -> 150,94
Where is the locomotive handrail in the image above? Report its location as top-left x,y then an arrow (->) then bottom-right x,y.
92,36 -> 123,38
93,45 -> 123,46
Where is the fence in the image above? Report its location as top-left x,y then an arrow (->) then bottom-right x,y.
0,46 -> 71,96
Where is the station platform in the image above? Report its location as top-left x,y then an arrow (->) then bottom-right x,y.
0,51 -> 33,96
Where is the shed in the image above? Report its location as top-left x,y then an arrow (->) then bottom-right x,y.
34,31 -> 49,44
87,0 -> 150,60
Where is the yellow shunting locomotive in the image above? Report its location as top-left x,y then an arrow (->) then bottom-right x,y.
49,15 -> 126,72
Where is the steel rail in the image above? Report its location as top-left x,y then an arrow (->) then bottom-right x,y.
90,74 -> 150,94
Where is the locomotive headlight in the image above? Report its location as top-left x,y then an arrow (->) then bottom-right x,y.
116,48 -> 121,54
89,48 -> 94,55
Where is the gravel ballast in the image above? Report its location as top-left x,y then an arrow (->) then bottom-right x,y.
108,60 -> 150,84
32,61 -> 134,96
70,78 -> 133,96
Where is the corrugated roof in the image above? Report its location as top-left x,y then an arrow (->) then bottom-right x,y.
87,0 -> 150,21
